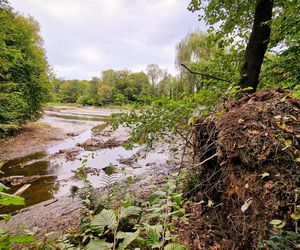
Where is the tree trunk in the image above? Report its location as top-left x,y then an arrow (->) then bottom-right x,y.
239,0 -> 273,91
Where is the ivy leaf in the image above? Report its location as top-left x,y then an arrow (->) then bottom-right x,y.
85,239 -> 113,250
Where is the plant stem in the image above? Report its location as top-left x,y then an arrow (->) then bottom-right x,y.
113,208 -> 120,250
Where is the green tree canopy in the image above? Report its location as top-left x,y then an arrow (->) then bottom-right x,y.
188,0 -> 299,91
0,1 -> 49,130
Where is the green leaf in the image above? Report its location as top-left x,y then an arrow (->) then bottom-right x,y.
0,184 -> 9,192
117,229 -> 140,250
0,192 -> 25,206
164,243 -> 185,250
148,191 -> 166,205
145,225 -> 162,247
170,193 -> 183,206
123,199 -> 132,208
9,235 -> 36,243
282,139 -> 292,150
119,206 -> 141,219
176,172 -> 186,181
270,219 -> 283,226
242,87 -> 254,91
167,181 -> 176,192
85,239 -> 113,250
270,219 -> 285,228
0,214 -> 11,222
91,209 -> 117,231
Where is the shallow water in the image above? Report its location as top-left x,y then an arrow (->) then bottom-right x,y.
0,106 -> 170,213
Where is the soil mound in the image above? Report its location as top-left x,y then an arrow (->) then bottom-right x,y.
182,89 -> 300,249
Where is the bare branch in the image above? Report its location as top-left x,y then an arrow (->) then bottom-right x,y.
180,63 -> 233,84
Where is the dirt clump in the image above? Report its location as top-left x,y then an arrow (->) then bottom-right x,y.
181,89 -> 300,249
78,138 -> 122,151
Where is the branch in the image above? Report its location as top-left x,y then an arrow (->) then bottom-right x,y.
180,63 -> 233,84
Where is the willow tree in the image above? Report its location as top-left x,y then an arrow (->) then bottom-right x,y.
188,0 -> 276,91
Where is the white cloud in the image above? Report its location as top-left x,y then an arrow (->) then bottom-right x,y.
10,0 -> 205,79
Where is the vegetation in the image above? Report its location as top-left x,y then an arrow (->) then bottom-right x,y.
0,183 -> 36,249
0,0 -> 299,249
0,0 -> 50,136
188,0 -> 299,91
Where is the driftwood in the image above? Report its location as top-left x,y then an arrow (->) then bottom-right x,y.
0,174 -> 56,186
13,184 -> 31,196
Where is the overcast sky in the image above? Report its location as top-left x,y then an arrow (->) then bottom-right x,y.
10,0 -> 205,79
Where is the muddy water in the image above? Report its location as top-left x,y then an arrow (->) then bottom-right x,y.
1,106 -> 169,213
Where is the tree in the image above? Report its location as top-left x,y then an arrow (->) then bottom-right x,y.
59,80 -> 87,103
146,64 -> 166,95
239,0 -> 273,91
175,30 -> 243,95
0,1 -> 49,129
187,0 -> 297,91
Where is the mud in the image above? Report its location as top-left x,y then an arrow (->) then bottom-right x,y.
0,105 -> 182,236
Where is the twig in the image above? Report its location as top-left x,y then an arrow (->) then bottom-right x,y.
181,63 -> 233,84
44,198 -> 59,207
193,152 -> 221,167
13,184 -> 31,196
61,206 -> 81,216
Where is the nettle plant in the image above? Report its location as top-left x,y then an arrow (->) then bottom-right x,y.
82,174 -> 187,250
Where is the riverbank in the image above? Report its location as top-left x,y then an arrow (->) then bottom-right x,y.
0,122 -> 66,161
0,105 -> 184,238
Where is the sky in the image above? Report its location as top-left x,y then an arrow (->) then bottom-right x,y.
10,0 -> 206,79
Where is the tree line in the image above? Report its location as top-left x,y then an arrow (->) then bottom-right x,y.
1,0 -> 299,136
0,0 -> 49,134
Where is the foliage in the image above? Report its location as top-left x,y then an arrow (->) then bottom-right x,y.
258,230 -> 300,250
61,161 -> 187,250
0,183 -> 36,249
113,97 -> 193,149
187,0 -> 299,90
82,176 -> 187,250
51,69 -> 154,106
0,1 -> 50,133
